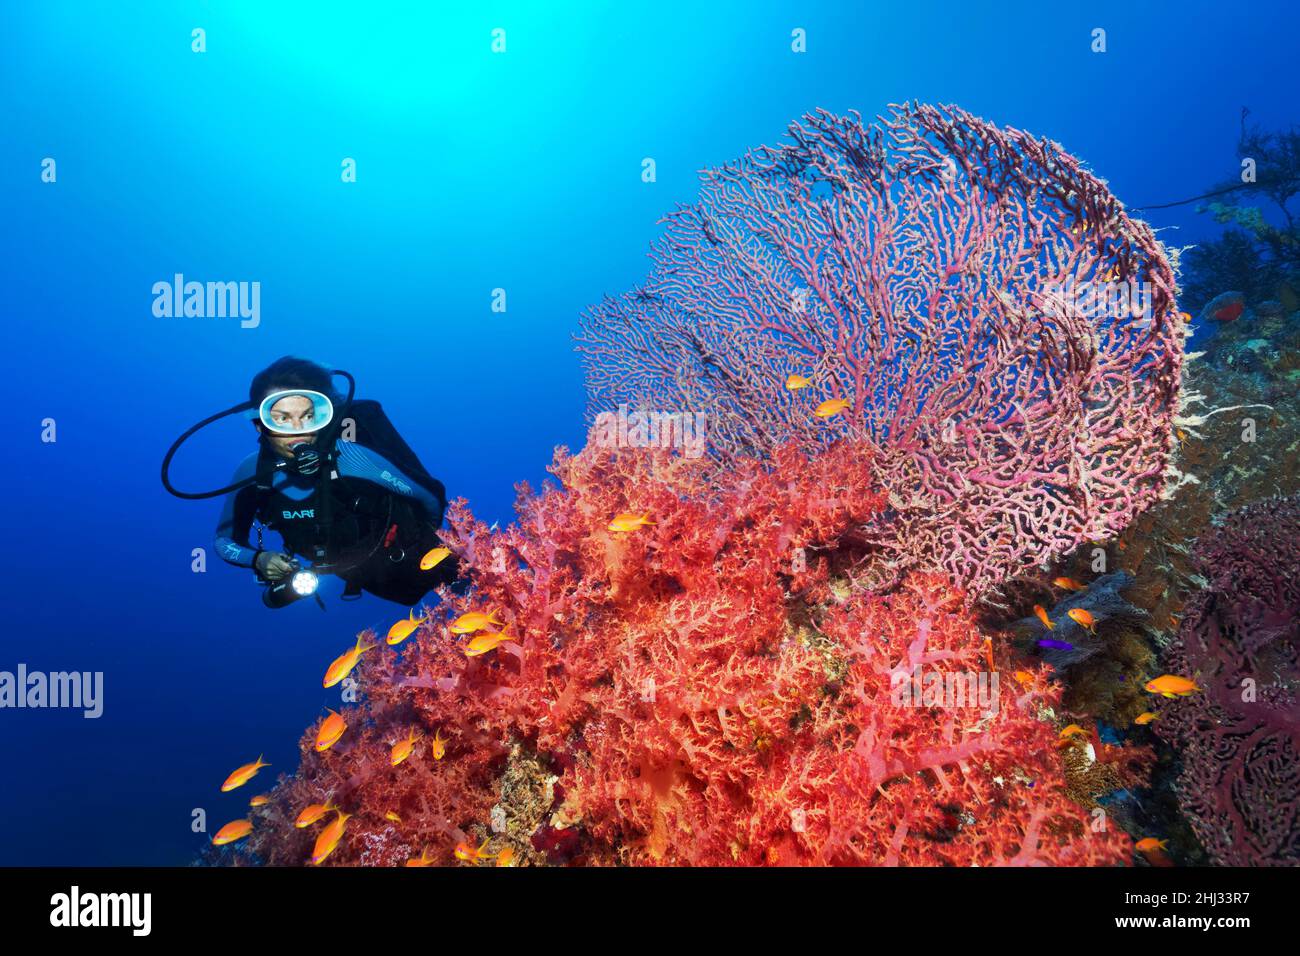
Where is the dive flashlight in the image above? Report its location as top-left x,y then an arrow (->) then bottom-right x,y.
262,562 -> 321,609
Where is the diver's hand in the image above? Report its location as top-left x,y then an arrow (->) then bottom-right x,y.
255,551 -> 295,581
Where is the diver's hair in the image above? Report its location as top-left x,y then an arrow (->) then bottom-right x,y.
249,356 -> 338,404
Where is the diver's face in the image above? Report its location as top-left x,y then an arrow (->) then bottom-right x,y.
263,394 -> 318,458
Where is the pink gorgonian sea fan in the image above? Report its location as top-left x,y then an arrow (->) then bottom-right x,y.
577,102 -> 1184,600
1155,495 -> 1300,866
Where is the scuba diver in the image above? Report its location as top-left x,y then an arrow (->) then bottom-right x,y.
162,357 -> 459,608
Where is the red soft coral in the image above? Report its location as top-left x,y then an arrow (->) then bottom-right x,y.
247,435 -> 1134,867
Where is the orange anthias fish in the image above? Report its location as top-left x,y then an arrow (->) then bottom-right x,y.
449,610 -> 505,635
294,802 -> 336,829
813,398 -> 851,418
390,728 -> 422,767
431,729 -> 447,761
1134,712 -> 1159,726
1067,608 -> 1097,633
220,755 -> 270,792
496,847 -> 516,867
385,811 -> 402,824
454,838 -> 497,865
465,630 -> 514,658
784,374 -> 812,391
1053,577 -> 1086,591
314,709 -> 347,752
249,794 -> 269,808
419,547 -> 452,571
1033,605 -> 1054,630
607,513 -> 655,533
387,609 -> 423,646
1012,670 -> 1036,687
212,819 -> 254,846
1145,674 -> 1200,698
1136,837 -> 1174,866
311,810 -> 352,865
405,847 -> 436,867
324,634 -> 377,688
1058,724 -> 1088,740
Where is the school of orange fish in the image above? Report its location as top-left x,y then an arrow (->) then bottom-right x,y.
208,515 -> 660,865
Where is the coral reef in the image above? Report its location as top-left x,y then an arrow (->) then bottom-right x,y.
246,437 -> 1138,866
1060,736 -> 1153,811
1180,113 -> 1300,314
228,103 -> 1216,868
1109,302 -> 1300,698
1196,304 -> 1300,396
1006,572 -> 1147,670
997,571 -> 1157,726
1059,283 -> 1300,865
577,102 -> 1183,601
1153,495 -> 1300,865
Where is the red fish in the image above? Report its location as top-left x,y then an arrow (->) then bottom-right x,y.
1203,291 -> 1246,323
1213,300 -> 1244,322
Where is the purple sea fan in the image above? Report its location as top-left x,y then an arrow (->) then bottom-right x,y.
577,103 -> 1183,600
1155,495 -> 1300,865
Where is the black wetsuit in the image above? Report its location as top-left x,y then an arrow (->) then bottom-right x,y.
215,440 -> 455,605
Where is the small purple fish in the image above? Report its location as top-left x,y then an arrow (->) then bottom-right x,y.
1038,638 -> 1074,651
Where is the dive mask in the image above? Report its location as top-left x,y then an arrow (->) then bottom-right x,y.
162,368 -> 354,500
256,389 -> 335,435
